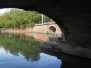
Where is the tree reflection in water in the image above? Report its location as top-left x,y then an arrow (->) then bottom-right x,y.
0,33 -> 41,62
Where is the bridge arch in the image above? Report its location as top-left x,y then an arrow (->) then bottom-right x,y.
48,25 -> 56,33
0,0 -> 91,48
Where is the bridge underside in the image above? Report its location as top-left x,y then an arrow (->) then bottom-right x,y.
0,0 -> 91,57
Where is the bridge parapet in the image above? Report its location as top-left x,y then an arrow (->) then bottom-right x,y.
35,22 -> 55,26
33,22 -> 62,35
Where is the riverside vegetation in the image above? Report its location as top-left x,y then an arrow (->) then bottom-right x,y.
0,8 -> 50,28
0,33 -> 41,62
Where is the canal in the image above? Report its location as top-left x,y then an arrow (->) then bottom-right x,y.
0,33 -> 91,68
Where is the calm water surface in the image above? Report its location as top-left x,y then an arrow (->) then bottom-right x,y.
0,48 -> 61,68
0,33 -> 91,68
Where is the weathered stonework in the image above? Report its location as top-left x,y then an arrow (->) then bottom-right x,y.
41,41 -> 91,59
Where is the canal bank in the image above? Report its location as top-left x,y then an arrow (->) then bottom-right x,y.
1,22 -> 62,35
41,41 -> 91,59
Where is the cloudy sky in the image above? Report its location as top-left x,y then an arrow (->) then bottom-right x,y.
0,8 -> 11,14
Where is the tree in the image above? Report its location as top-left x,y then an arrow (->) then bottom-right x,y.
0,8 -> 51,28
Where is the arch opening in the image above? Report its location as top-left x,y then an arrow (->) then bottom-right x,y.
48,26 -> 56,33
0,8 -> 65,42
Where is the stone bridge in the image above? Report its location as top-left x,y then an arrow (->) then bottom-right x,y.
33,22 -> 61,34
5,22 -> 61,35
0,0 -> 91,59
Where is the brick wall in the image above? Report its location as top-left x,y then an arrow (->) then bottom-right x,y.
5,22 -> 62,35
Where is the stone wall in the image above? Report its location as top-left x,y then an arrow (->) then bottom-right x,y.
5,22 -> 62,35
5,27 -> 33,33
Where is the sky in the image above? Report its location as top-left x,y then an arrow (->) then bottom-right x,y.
0,8 -> 11,14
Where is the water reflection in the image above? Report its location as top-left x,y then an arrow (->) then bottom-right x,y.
0,33 -> 41,62
3,32 -> 58,42
0,33 -> 91,68
0,47 -> 61,68
0,33 -> 61,68
42,49 -> 91,68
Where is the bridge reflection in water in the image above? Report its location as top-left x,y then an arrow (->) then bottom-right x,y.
4,32 -> 58,42
0,33 -> 91,68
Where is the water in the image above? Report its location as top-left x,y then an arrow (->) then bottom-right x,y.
0,33 -> 91,68
0,48 -> 61,68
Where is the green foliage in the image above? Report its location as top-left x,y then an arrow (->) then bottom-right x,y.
0,8 -> 51,28
0,33 -> 41,62
0,8 -> 50,28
